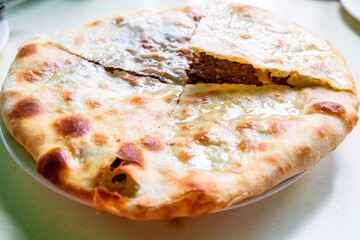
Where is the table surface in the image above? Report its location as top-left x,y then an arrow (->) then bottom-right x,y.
0,0 -> 359,239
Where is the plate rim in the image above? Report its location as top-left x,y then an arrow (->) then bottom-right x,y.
0,115 -> 92,207
341,0 -> 360,22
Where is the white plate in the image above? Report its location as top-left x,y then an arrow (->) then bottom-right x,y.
341,0 -> 360,22
0,116 -> 92,207
220,171 -> 305,212
0,17 -> 9,51
0,115 -> 305,213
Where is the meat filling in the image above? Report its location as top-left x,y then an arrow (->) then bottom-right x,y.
187,52 -> 262,85
269,73 -> 291,86
187,52 -> 291,86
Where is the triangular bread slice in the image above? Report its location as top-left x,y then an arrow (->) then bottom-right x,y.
1,42 -> 183,201
34,6 -> 203,85
189,2 -> 356,92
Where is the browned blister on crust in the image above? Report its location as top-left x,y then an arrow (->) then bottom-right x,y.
16,43 -> 38,58
37,147 -> 69,185
269,118 -> 302,135
307,102 -> 346,117
140,135 -> 164,151
118,143 -> 145,168
0,2 -> 359,220
237,138 -> 269,152
54,115 -> 90,138
9,97 -> 42,120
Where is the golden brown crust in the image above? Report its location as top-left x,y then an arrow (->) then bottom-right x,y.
94,187 -> 221,220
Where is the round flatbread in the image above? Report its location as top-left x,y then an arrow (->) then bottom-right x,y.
1,2 -> 358,220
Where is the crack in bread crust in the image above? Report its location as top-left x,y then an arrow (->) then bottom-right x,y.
45,42 -> 171,83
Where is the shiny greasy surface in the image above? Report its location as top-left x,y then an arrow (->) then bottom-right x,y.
167,84 -> 302,170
